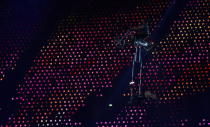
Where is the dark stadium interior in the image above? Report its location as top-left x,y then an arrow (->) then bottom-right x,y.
0,0 -> 209,126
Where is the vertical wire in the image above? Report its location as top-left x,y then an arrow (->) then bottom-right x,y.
130,47 -> 138,99
138,46 -> 142,95
131,47 -> 138,82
